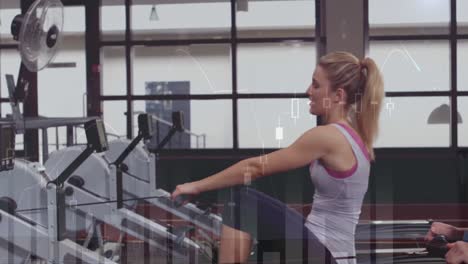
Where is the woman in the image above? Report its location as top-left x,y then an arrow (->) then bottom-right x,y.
172,51 -> 385,264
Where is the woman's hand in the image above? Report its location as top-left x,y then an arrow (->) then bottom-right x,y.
171,182 -> 201,205
446,241 -> 468,264
425,222 -> 463,242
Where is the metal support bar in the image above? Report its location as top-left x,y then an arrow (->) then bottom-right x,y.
0,210 -> 117,264
154,128 -> 177,152
42,128 -> 48,163
46,184 -> 60,263
112,133 -> 143,166
49,147 -> 94,186
116,168 -> 124,209
66,126 -> 73,146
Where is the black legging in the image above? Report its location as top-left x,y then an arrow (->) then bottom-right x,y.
222,186 -> 337,264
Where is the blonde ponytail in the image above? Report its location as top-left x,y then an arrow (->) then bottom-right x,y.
319,52 -> 384,160
354,58 -> 384,160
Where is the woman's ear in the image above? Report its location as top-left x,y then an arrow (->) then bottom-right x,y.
334,87 -> 347,103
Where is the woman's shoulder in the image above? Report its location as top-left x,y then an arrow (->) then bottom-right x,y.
307,124 -> 344,138
305,124 -> 355,150
301,125 -> 345,149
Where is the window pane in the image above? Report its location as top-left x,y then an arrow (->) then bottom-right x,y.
0,49 -> 21,100
62,6 -> 85,34
236,0 -> 315,38
239,98 -> 316,148
369,40 -> 450,92
237,42 -> 315,94
375,97 -> 450,147
369,0 -> 449,36
101,0 -> 125,41
133,44 -> 232,95
131,2 -> 231,40
103,101 -> 128,139
458,0 -> 468,34
458,97 -> 468,147
458,40 -> 468,91
0,6 -> 21,45
39,127 -> 81,164
1,103 -> 12,118
38,38 -> 86,117
133,100 -> 232,148
102,47 -> 127,95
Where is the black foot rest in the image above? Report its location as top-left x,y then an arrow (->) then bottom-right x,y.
0,197 -> 17,215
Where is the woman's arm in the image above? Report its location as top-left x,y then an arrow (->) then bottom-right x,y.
188,125 -> 334,193
426,222 -> 468,242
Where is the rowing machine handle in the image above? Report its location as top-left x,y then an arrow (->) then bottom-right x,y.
427,235 -> 449,258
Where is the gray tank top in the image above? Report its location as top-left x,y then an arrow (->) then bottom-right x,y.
305,123 -> 371,264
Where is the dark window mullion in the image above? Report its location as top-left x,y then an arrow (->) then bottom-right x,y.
101,38 -> 315,47
386,91 -> 452,97
124,93 -> 308,100
370,35 -> 450,41
0,44 -> 2,117
231,0 -> 238,149
125,0 -> 133,139
100,91 -> 460,101
101,39 -> 232,47
450,0 -> 458,150
0,44 -> 18,49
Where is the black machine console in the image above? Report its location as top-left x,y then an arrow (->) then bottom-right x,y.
84,119 -> 108,153
0,123 -> 15,171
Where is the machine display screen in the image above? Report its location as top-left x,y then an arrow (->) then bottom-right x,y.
96,119 -> 108,150
138,114 -> 154,139
146,115 -> 154,137
85,119 -> 108,152
172,111 -> 184,132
